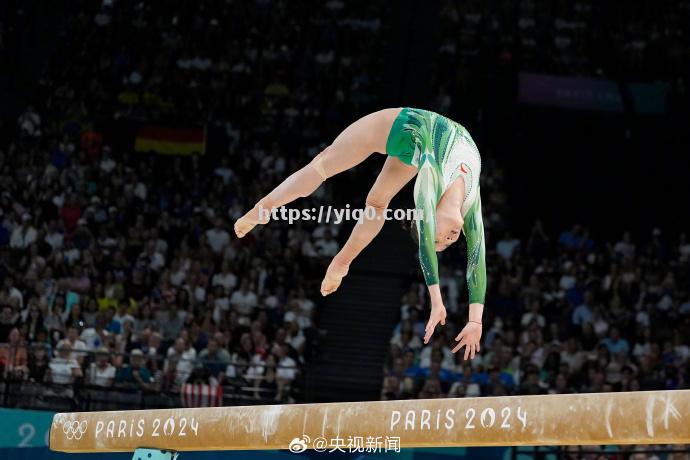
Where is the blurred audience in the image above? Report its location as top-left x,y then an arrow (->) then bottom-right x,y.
383,219 -> 690,398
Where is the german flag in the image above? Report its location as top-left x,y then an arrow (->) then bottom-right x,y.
134,126 -> 205,155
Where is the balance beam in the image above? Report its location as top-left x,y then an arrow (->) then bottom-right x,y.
50,390 -> 690,453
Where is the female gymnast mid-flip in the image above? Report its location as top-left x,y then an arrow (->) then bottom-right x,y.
234,108 -> 486,360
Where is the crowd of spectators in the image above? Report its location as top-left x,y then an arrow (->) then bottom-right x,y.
435,0 -> 689,79
19,0 -> 387,127
0,0 -> 393,408
432,0 -> 690,121
383,209 -> 690,400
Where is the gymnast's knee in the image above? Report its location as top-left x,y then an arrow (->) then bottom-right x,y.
365,195 -> 389,214
310,148 -> 330,182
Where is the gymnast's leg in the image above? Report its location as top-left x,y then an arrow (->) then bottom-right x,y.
234,110 -> 394,238
321,156 -> 417,296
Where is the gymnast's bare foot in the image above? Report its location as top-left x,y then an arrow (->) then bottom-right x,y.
233,206 -> 270,238
320,258 -> 350,296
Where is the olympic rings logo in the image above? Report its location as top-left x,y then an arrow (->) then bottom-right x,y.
62,421 -> 88,440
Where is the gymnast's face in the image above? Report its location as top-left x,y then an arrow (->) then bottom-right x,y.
434,204 -> 463,252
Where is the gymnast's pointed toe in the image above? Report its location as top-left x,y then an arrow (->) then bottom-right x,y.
233,217 -> 256,238
320,262 -> 349,296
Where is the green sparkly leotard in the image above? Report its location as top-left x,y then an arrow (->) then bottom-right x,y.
386,107 -> 486,304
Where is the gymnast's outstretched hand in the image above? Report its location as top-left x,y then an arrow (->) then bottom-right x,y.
452,321 -> 482,360
424,304 -> 446,344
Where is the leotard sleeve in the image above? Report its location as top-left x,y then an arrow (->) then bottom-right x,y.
462,188 -> 486,304
413,155 -> 443,286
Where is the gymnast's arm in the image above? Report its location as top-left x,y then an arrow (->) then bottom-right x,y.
448,191 -> 486,358
413,159 -> 444,310
462,190 -> 486,322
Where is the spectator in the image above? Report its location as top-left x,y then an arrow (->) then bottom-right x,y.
285,321 -> 306,355
112,302 -> 136,331
116,349 -> 153,390
197,337 -> 231,381
519,366 -> 547,395
560,337 -> 585,371
115,319 -> 137,354
205,219 -> 230,254
418,378 -> 445,399
47,345 -> 82,386
158,304 -> 185,341
572,291 -> 595,326
614,231 -> 636,260
418,338 -> 454,370
496,231 -> 520,259
551,373 -> 575,394
421,359 -> 455,391
165,337 -> 197,389
400,291 -> 423,321
274,343 -> 298,402
211,261 -> 237,293
0,328 -> 28,379
10,214 -> 37,249
293,288 -> 315,320
0,306 -> 16,342
87,349 -> 116,388
520,300 -> 546,328
213,158 -> 234,185
1,277 -> 23,310
448,363 -> 481,397
314,230 -> 339,258
252,353 -> 279,400
63,302 -> 85,329
230,281 -> 258,322
17,106 -> 41,137
44,220 -> 64,251
56,326 -> 88,364
601,327 -> 630,355
381,374 -> 402,400
27,343 -> 50,383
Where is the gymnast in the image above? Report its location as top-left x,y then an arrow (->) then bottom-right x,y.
234,108 -> 486,360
